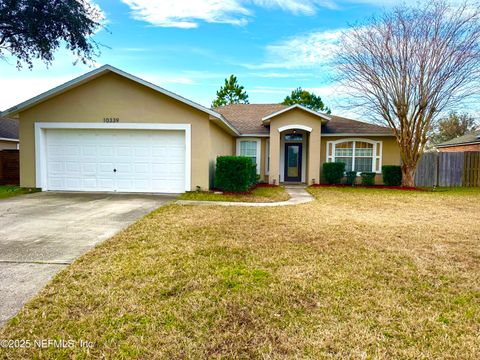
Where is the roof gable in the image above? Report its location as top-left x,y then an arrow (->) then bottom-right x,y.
1,65 -> 239,136
262,104 -> 331,123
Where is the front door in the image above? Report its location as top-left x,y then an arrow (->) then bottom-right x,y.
284,143 -> 302,182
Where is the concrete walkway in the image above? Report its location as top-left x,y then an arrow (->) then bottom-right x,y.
176,185 -> 314,207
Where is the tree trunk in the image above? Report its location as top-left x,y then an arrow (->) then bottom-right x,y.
401,163 -> 416,187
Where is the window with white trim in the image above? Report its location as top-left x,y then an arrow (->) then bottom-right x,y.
237,138 -> 261,174
327,139 -> 382,173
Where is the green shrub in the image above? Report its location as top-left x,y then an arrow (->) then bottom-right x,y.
323,162 -> 346,184
345,171 -> 357,186
360,172 -> 376,186
382,165 -> 402,186
214,156 -> 257,193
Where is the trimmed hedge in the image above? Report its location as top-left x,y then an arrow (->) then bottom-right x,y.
360,172 -> 376,186
323,162 -> 346,184
345,171 -> 357,186
382,165 -> 402,186
214,156 -> 257,193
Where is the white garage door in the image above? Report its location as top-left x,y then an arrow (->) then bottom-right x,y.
45,129 -> 186,193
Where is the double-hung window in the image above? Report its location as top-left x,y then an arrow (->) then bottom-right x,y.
327,139 -> 382,173
237,139 -> 261,174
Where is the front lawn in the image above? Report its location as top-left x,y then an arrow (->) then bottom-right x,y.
2,188 -> 479,358
0,185 -> 39,200
178,185 -> 290,203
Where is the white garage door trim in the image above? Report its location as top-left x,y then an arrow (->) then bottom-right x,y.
35,122 -> 191,192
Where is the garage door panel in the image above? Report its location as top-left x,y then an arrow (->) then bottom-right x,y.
99,146 -> 114,156
82,146 -> 97,156
65,178 -> 82,188
134,163 -> 149,173
81,163 -> 97,174
48,161 -> 65,174
98,163 -> 115,173
45,128 -> 186,193
117,146 -> 132,156
48,177 -> 65,189
134,147 -> 149,157
82,178 -> 97,189
98,178 -> 115,189
65,162 -> 81,173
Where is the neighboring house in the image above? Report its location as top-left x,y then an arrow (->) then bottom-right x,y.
1,65 -> 400,193
436,130 -> 480,152
0,117 -> 19,150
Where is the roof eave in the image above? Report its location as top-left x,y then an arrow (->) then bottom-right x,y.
322,132 -> 395,137
209,115 -> 240,136
437,140 -> 480,147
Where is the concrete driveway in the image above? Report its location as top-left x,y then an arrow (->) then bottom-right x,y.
0,192 -> 175,326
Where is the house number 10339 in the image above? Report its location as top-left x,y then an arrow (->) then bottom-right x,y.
103,117 -> 119,123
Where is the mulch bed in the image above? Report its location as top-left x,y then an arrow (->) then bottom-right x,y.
208,183 -> 281,196
309,184 -> 427,191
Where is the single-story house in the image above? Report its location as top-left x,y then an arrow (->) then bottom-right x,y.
1,65 -> 400,193
436,130 -> 480,152
0,117 -> 19,150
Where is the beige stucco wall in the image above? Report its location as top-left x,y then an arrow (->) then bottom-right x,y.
17,72 -> 225,190
0,140 -> 18,150
268,108 -> 322,185
320,136 -> 400,184
209,122 -> 235,188
259,109 -> 400,185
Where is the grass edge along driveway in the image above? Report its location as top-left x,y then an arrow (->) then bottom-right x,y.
1,187 -> 479,358
178,185 -> 290,203
0,186 -> 39,200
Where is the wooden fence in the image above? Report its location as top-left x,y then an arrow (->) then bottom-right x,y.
414,151 -> 480,187
0,149 -> 20,185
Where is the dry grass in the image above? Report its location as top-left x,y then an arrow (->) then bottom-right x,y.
1,187 -> 479,359
178,185 -> 290,203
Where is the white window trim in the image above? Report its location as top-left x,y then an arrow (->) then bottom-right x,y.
326,138 -> 382,174
265,139 -> 270,175
34,122 -> 192,192
236,138 -> 261,175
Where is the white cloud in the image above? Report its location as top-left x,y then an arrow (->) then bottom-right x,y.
121,0 -> 340,28
121,0 -> 464,29
243,29 -> 344,69
121,0 -> 249,28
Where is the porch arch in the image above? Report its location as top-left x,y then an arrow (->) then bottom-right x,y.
278,124 -> 313,133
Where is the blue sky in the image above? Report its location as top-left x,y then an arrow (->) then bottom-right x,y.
0,0 -> 422,116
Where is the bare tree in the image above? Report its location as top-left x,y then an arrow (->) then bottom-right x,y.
336,1 -> 480,186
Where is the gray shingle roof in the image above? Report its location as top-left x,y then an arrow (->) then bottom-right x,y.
0,117 -> 18,140
437,130 -> 480,147
214,104 -> 393,136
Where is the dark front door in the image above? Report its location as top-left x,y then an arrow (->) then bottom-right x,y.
284,143 -> 302,182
